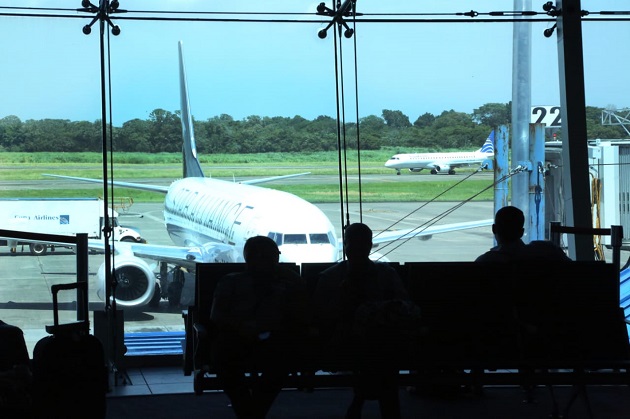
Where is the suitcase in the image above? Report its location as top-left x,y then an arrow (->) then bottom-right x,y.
0,320 -> 32,418
0,320 -> 30,372
32,282 -> 107,419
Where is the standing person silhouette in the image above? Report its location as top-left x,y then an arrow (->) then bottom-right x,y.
314,223 -> 411,419
211,236 -> 309,419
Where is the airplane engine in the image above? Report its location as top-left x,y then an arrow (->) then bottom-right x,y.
430,164 -> 450,174
97,256 -> 157,307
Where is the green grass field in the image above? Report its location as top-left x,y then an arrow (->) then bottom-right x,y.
0,151 -> 495,203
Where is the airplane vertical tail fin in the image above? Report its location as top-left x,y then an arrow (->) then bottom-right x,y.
178,41 -> 205,179
478,130 -> 495,154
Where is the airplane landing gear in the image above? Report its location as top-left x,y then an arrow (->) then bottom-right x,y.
396,170 -> 401,176
448,169 -> 456,175
153,262 -> 186,307
430,169 -> 438,175
168,267 -> 185,307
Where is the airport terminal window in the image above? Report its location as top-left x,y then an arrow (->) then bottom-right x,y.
2,1 -> 623,364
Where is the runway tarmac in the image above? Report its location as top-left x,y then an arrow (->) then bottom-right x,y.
0,200 -> 495,354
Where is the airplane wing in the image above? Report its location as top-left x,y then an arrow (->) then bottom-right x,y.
44,172 -> 311,189
371,219 -> 493,245
89,240 -> 239,269
43,174 -> 170,194
241,172 -> 311,185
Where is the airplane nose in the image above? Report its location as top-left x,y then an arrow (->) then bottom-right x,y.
279,245 -> 337,264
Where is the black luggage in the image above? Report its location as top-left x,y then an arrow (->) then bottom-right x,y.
32,282 -> 107,419
0,320 -> 32,418
0,320 -> 30,372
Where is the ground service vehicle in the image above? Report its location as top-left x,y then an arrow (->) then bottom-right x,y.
0,198 -> 144,255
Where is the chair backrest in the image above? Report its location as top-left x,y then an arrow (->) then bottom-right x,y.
194,262 -> 300,322
300,262 -> 336,298
195,263 -> 247,322
512,260 -> 628,363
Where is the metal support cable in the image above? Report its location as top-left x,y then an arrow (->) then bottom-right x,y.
374,166 -> 528,259
372,165 -> 487,241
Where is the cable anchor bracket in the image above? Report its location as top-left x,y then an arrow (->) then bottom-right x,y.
78,0 -> 125,36
316,0 -> 361,39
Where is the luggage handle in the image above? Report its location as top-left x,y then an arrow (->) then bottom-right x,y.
46,281 -> 89,335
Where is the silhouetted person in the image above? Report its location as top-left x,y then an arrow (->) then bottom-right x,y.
211,236 -> 309,419
475,205 -> 571,262
475,206 -> 570,400
314,223 -> 410,419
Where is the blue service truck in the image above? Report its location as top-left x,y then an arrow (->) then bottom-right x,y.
0,198 -> 144,255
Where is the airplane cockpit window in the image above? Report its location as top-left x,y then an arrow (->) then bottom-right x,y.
267,232 -> 283,246
390,156 -> 398,160
309,233 -> 330,244
283,234 -> 307,244
327,231 -> 336,245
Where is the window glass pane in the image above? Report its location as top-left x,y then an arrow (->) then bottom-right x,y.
310,233 -> 330,244
2,0 -> 623,361
283,234 -> 307,244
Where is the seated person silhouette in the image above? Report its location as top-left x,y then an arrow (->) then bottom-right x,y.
210,236 -> 309,419
475,206 -> 570,400
314,223 -> 411,419
475,205 -> 571,262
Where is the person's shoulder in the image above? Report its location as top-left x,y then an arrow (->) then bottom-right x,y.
220,271 -> 249,281
277,264 -> 300,277
276,265 -> 305,284
316,261 -> 347,288
525,240 -> 571,261
320,261 -> 347,276
214,271 -> 251,295
475,250 -> 511,263
373,261 -> 399,275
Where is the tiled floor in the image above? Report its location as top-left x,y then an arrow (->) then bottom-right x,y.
105,368 -> 630,419
108,366 -> 195,397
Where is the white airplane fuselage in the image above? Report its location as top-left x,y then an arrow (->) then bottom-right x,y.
385,150 -> 493,174
163,177 -> 339,264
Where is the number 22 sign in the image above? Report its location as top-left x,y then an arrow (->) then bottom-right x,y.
531,106 -> 562,127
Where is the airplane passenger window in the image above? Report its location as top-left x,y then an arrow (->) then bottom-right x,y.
309,233 -> 330,244
283,234 -> 307,244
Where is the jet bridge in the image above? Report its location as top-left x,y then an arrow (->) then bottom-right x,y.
544,140 -> 630,248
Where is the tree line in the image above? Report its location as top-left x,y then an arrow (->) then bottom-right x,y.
0,103 -> 625,154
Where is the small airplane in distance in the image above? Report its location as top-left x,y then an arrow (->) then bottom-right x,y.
384,131 -> 495,175
43,42 -> 492,309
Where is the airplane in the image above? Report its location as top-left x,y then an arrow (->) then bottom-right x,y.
42,42 -> 492,309
384,131 -> 495,175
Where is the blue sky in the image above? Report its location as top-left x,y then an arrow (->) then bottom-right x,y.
0,0 -> 628,125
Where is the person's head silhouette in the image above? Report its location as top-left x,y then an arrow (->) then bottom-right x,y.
243,236 -> 280,274
343,223 -> 373,264
492,206 -> 524,245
